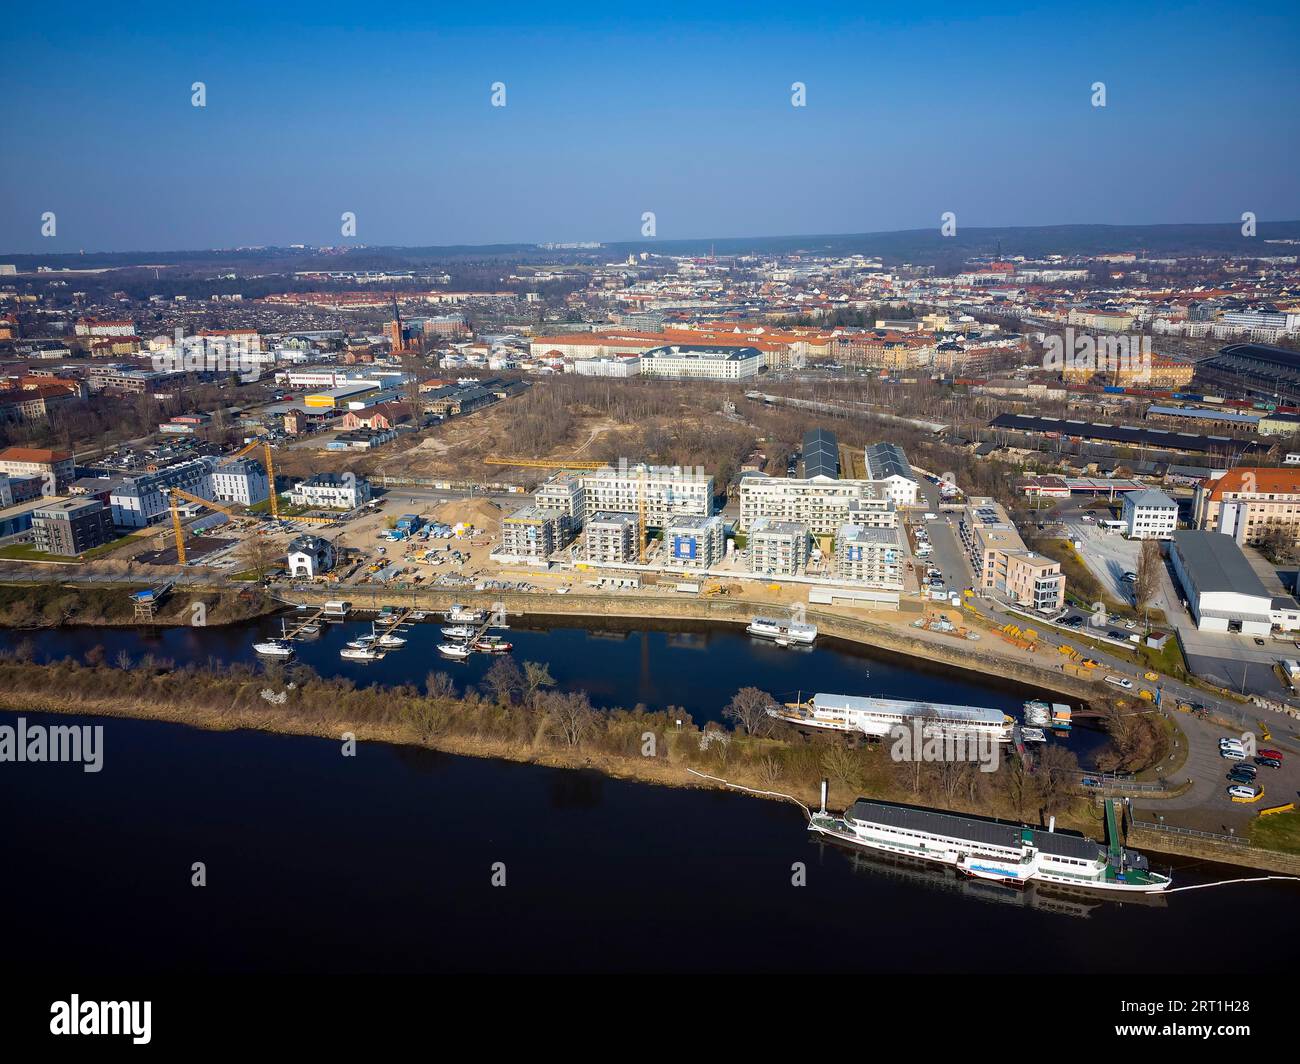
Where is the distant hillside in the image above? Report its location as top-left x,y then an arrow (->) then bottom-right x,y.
6,220 -> 1300,272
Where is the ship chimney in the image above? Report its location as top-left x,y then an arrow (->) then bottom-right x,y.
819,778 -> 828,815
1048,816 -> 1056,833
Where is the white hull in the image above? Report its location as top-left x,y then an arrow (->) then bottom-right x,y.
340,648 -> 384,661
437,644 -> 471,659
747,619 -> 817,645
253,641 -> 294,657
810,814 -> 1169,894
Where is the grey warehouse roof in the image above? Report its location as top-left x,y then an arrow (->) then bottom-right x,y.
1173,529 -> 1270,599
802,427 -> 840,480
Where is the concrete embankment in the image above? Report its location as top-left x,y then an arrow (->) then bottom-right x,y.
1126,825 -> 1300,876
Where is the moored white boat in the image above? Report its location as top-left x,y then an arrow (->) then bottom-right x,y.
441,625 -> 477,639
446,604 -> 485,624
340,646 -> 384,661
472,637 -> 512,653
746,616 -> 817,644
770,692 -> 1014,744
808,791 -> 1170,894
253,638 -> 294,658
377,632 -> 407,648
437,642 -> 471,659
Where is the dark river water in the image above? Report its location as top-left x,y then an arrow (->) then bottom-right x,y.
0,612 -> 1110,761
4,615 -> 1296,973
2,709 -> 1296,974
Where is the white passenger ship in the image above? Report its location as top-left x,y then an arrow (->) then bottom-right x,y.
746,616 -> 818,645
809,793 -> 1170,894
769,692 -> 1015,743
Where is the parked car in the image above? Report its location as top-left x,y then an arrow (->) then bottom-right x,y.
1228,785 -> 1260,801
1228,764 -> 1258,780
1258,749 -> 1284,762
1227,768 -> 1257,784
1220,748 -> 1247,761
1254,637 -> 1266,646
1105,676 -> 1133,690
1255,756 -> 1283,769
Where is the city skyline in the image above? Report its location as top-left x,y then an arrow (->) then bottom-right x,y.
2,0 -> 1297,253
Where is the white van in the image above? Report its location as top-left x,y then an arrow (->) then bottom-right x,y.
1105,675 -> 1133,690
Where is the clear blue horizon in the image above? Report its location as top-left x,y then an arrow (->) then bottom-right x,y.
2,0 -> 1297,253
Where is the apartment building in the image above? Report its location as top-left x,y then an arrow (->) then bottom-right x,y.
0,446 -> 75,491
1122,488 -> 1178,540
288,473 -> 372,510
639,345 -> 764,380
109,456 -> 217,528
578,464 -> 713,527
1192,467 -> 1300,546
834,524 -> 904,588
499,506 -> 563,560
863,442 -> 919,506
31,498 -> 116,556
210,459 -> 270,507
584,511 -> 640,564
661,514 -> 725,569
748,518 -> 808,576
534,475 -> 586,537
959,498 -> 1065,612
737,473 -> 896,535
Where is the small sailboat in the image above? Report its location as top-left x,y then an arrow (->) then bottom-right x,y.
254,618 -> 295,657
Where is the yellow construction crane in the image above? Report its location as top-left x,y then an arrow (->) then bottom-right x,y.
484,455 -> 604,471
225,438 -> 279,520
165,487 -> 243,566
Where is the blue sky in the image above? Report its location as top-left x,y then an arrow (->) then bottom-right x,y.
2,1 -> 1297,252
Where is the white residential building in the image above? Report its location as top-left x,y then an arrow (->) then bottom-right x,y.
738,472 -> 896,535
109,456 -> 217,528
863,442 -> 920,506
748,518 -> 808,576
835,525 -> 905,588
499,506 -> 563,560
288,473 -> 372,510
210,459 -> 270,507
661,514 -> 725,569
579,463 -> 713,527
1122,488 -> 1178,540
287,534 -> 335,578
585,511 -> 639,564
639,344 -> 765,381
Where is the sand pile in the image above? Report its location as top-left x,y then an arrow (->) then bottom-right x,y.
433,498 -> 503,530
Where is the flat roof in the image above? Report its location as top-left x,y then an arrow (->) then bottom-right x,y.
1173,529 -> 1271,599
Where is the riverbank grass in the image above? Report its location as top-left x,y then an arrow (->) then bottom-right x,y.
1250,809 -> 1300,855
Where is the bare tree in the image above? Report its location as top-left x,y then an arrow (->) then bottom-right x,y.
723,686 -> 775,736
481,656 -> 523,706
522,661 -> 556,705
424,670 -> 458,702
1133,538 -> 1162,626
546,691 -> 597,748
238,537 -> 280,582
